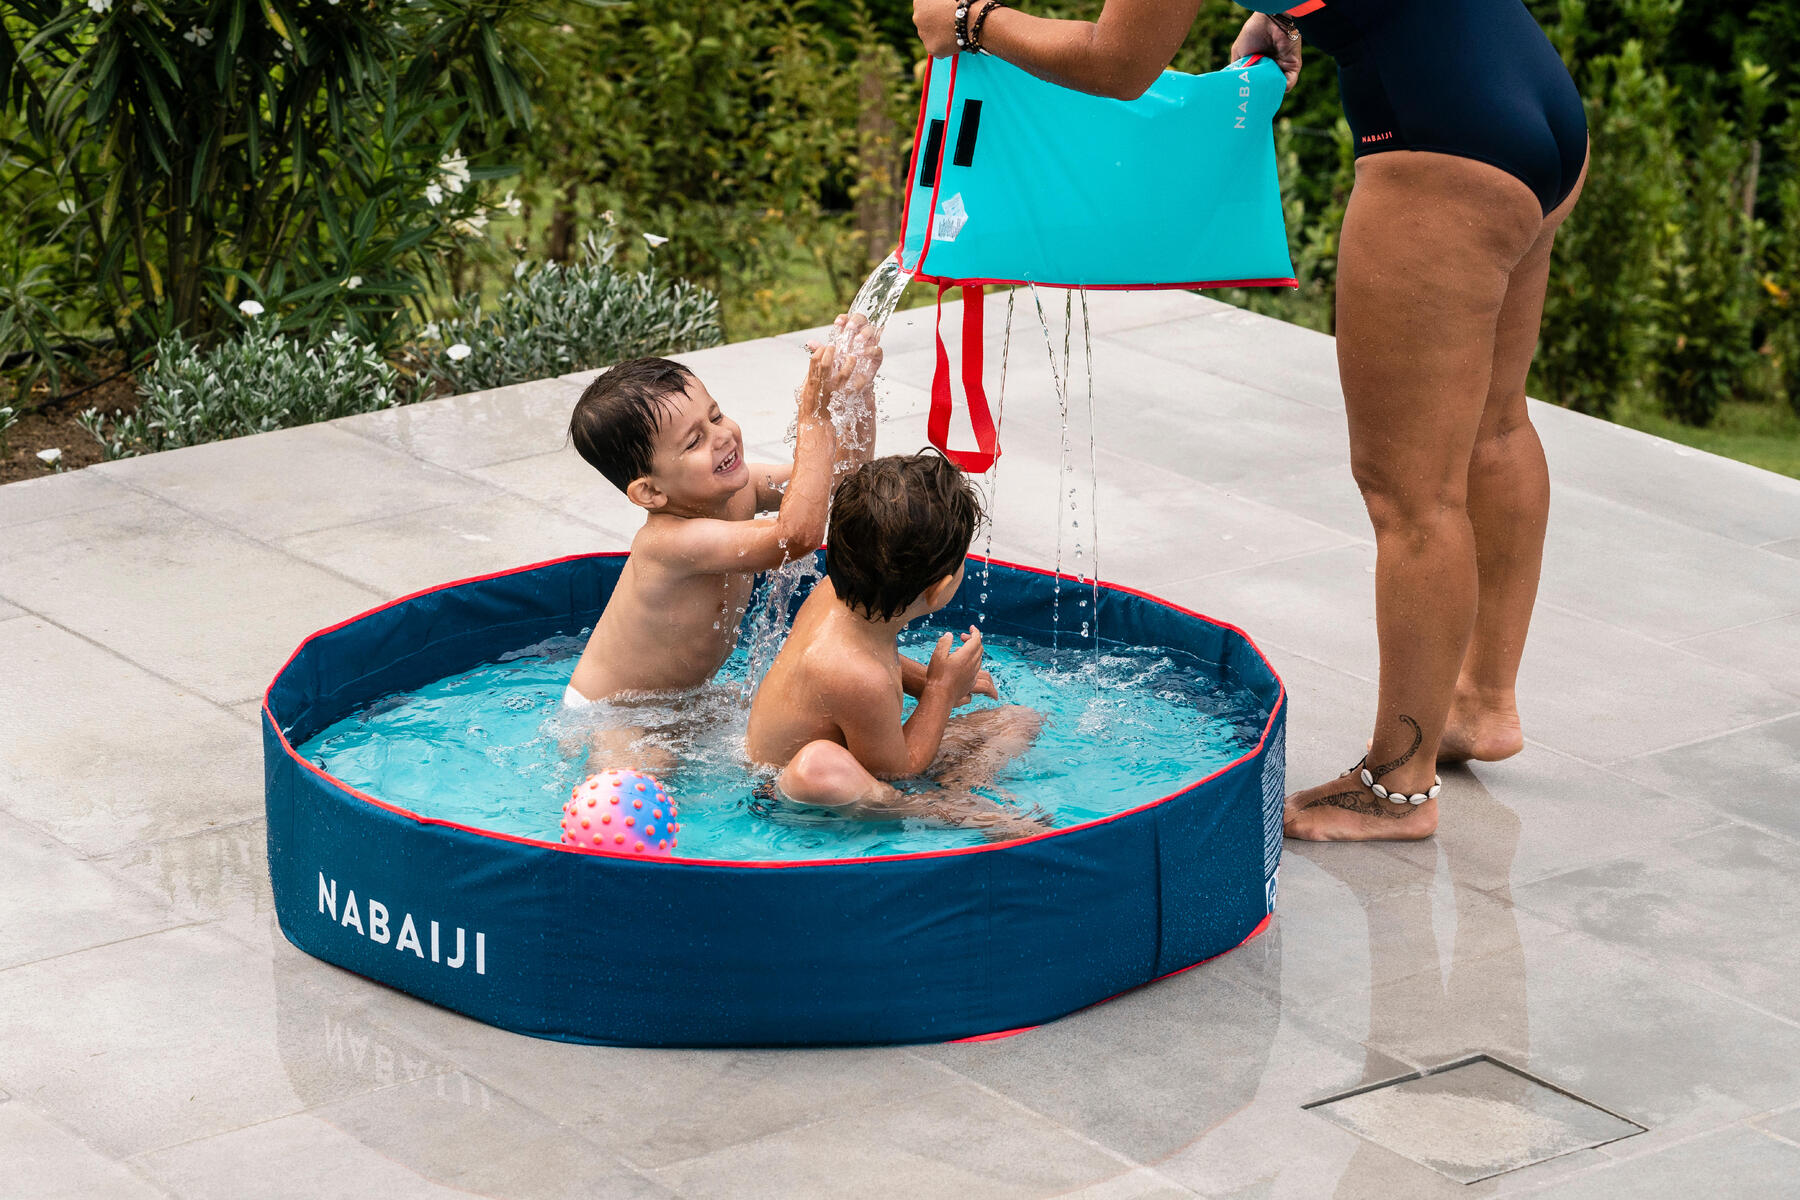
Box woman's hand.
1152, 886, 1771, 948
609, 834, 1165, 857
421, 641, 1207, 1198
1230, 13, 1303, 92
914, 0, 962, 59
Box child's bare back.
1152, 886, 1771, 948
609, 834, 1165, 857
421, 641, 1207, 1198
745, 455, 1048, 842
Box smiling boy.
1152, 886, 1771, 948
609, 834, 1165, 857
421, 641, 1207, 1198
563, 315, 880, 716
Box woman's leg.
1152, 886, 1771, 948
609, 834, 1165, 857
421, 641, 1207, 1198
1443, 150, 1589, 762
1284, 150, 1546, 842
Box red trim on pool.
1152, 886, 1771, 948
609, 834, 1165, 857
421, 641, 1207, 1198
266, 551, 1286, 870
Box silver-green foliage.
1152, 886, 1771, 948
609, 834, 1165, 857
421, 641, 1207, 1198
414, 235, 723, 395
79, 321, 401, 459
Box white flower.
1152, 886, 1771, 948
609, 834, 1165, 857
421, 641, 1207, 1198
501, 189, 522, 218
87, 0, 112, 14
183, 25, 213, 45
438, 150, 470, 195
56, 197, 75, 214
446, 343, 472, 362
419, 321, 440, 341
600, 210, 616, 225
343, 275, 362, 289
642, 232, 669, 248
37, 448, 62, 465
424, 182, 444, 206
238, 299, 265, 316
452, 212, 489, 236
513, 260, 529, 280
130, 1, 146, 11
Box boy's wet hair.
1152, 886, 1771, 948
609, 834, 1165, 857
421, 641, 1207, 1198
568, 358, 695, 493
828, 451, 985, 623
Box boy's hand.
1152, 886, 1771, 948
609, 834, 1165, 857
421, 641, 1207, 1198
927, 626, 985, 700
799, 341, 838, 420
802, 314, 883, 412
965, 668, 999, 704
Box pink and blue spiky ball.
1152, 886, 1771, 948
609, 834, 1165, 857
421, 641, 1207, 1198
561, 770, 679, 855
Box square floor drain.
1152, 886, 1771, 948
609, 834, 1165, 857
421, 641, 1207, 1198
1304, 1055, 1645, 1184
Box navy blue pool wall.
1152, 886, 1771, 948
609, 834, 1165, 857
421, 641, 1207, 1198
262, 553, 1286, 1047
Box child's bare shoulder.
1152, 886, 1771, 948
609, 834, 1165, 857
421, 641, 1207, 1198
807, 638, 898, 708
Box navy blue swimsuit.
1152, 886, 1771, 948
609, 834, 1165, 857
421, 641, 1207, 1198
1288, 0, 1588, 214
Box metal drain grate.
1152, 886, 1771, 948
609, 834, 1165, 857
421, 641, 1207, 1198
1304, 1055, 1646, 1184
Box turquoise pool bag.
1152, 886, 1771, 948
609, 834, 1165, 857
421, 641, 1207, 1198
898, 53, 1296, 470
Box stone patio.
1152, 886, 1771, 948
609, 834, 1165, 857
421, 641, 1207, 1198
3, 290, 1799, 1198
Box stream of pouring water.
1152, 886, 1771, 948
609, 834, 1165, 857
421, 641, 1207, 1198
743, 258, 918, 698
746, 262, 1105, 697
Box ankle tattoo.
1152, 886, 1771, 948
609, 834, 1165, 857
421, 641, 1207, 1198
1299, 714, 1440, 818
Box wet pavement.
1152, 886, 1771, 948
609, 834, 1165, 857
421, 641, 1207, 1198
3, 290, 1799, 1197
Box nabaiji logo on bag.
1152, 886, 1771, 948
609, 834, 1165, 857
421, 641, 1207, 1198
1236, 67, 1252, 129
318, 873, 487, 974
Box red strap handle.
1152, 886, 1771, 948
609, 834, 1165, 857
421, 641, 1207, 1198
927, 283, 1000, 472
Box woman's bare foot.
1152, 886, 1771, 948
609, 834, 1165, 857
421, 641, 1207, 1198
1282, 768, 1439, 842
1438, 687, 1525, 764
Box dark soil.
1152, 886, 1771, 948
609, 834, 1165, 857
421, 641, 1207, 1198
0, 364, 139, 484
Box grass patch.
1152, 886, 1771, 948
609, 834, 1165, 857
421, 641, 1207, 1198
1613, 398, 1800, 481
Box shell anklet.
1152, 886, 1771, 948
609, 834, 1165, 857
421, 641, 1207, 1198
1351, 757, 1441, 807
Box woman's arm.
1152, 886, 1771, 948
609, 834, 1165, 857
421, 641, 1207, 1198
914, 0, 1205, 101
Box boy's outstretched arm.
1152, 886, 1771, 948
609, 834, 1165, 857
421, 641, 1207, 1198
648, 338, 863, 575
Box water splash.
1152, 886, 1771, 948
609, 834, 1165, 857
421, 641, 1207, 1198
977, 289, 1017, 627
844, 256, 914, 336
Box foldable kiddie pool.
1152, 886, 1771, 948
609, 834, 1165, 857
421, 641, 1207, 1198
263, 552, 1285, 1046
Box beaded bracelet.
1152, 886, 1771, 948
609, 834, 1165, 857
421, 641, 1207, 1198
954, 2, 974, 52
968, 0, 1011, 54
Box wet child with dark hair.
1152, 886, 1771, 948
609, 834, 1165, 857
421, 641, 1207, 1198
562, 315, 881, 758
745, 452, 1049, 841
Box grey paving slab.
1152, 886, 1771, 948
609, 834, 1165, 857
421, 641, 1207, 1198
1537, 486, 1800, 642
0, 494, 383, 704
1050, 1168, 1201, 1199
918, 956, 1400, 1168
1508, 605, 1799, 766
0, 926, 400, 1159
1373, 747, 1729, 895
1754, 1105, 1800, 1144
0, 617, 262, 855
98, 818, 274, 955
1611, 715, 1800, 840
375, 993, 949, 1171
0, 1103, 170, 1200
1108, 306, 1345, 412
0, 467, 137, 530
1766, 536, 1800, 560
1228, 460, 1371, 544
278, 492, 628, 600
1534, 404, 1800, 547
337, 376, 584, 472
1161, 543, 1380, 679
648, 1076, 1128, 1200
1676, 612, 1800, 699
0, 812, 184, 970
132, 1073, 671, 1200
0, 596, 20, 621
1302, 926, 1800, 1138
93, 422, 498, 542
468, 445, 647, 537
1213, 849, 1566, 1013
954, 419, 1352, 592
1530, 1124, 1800, 1199
1510, 824, 1800, 1023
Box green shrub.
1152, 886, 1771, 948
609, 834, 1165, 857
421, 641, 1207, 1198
0, 0, 545, 364
78, 316, 403, 458
411, 233, 723, 394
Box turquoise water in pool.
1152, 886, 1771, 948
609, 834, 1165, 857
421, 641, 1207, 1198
297, 626, 1269, 861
